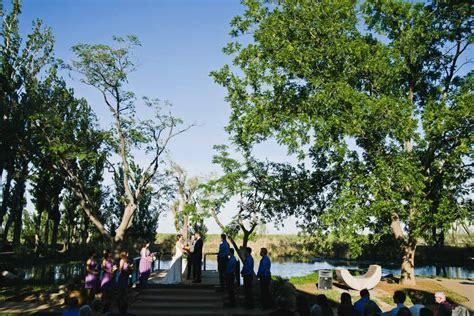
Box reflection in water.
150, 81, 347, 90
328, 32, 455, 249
18, 257, 474, 283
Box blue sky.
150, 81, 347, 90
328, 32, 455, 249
15, 0, 300, 234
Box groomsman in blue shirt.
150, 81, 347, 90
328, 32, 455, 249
257, 247, 271, 310
217, 234, 230, 289
224, 248, 237, 307
241, 247, 255, 309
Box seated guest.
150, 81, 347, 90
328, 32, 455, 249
296, 294, 311, 316
434, 292, 452, 316
79, 305, 92, 316
389, 291, 407, 316
409, 294, 425, 316
269, 295, 296, 316
354, 289, 381, 316
312, 294, 333, 316
62, 297, 80, 316
338, 292, 356, 316
420, 308, 434, 316
90, 299, 103, 316
397, 307, 412, 316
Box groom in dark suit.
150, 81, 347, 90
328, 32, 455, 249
192, 232, 203, 283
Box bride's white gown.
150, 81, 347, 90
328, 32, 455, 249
157, 242, 185, 284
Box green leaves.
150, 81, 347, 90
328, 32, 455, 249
213, 0, 473, 267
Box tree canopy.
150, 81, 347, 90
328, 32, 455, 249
211, 0, 473, 284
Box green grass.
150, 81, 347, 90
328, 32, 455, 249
0, 282, 58, 302
289, 272, 319, 285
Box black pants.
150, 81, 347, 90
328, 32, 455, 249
243, 274, 254, 308
259, 276, 271, 309
193, 255, 202, 281
225, 273, 235, 306
217, 256, 229, 289
187, 253, 193, 279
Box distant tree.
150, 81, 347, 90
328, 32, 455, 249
211, 0, 473, 284
170, 164, 209, 241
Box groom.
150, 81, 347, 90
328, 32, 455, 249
192, 232, 203, 283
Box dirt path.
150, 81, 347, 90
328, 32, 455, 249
433, 278, 474, 311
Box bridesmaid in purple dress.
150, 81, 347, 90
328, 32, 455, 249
118, 250, 131, 292
100, 249, 115, 290
84, 250, 98, 301
139, 242, 154, 288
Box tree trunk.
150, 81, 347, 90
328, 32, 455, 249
183, 215, 189, 241
34, 210, 43, 251
400, 242, 416, 285
391, 212, 417, 285
12, 163, 27, 246
114, 203, 137, 242
3, 213, 13, 242
44, 218, 50, 247
51, 213, 60, 249
0, 171, 12, 227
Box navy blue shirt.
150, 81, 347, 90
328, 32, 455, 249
218, 240, 230, 258
257, 255, 271, 277
241, 255, 254, 276
225, 255, 237, 274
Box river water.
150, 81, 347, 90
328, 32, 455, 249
16, 257, 474, 284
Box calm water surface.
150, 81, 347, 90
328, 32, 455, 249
16, 257, 474, 283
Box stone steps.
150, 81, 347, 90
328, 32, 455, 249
129, 270, 269, 315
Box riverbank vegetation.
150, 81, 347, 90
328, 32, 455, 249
157, 233, 474, 266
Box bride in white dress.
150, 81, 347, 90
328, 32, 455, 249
157, 234, 187, 284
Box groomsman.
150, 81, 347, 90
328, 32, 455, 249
224, 248, 237, 307
192, 232, 203, 283
186, 235, 195, 280
217, 234, 230, 289
257, 247, 271, 310
241, 247, 254, 309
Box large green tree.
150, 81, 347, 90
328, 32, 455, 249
0, 0, 54, 245
65, 36, 192, 243
212, 0, 473, 284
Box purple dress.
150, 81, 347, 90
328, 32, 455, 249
85, 259, 97, 289
139, 248, 152, 287
139, 248, 152, 276
101, 259, 114, 290
118, 260, 130, 289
